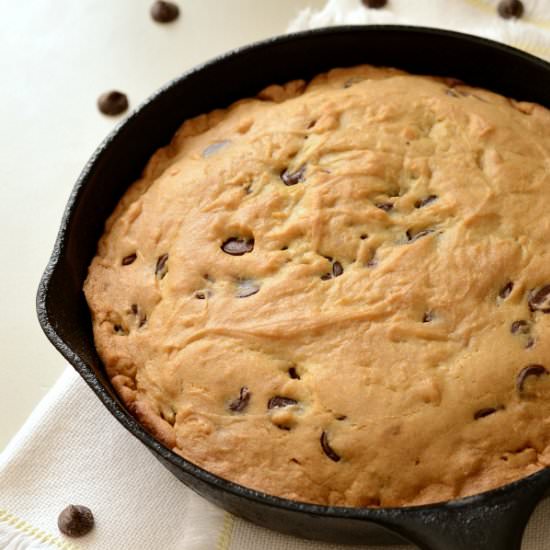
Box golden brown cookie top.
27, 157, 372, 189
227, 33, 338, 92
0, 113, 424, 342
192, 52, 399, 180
84, 65, 550, 507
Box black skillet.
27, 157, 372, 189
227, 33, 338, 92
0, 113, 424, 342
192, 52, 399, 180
37, 26, 550, 550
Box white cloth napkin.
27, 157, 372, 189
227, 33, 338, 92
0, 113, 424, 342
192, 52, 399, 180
4, 2, 550, 548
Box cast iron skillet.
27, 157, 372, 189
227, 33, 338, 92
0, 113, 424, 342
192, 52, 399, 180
37, 26, 550, 550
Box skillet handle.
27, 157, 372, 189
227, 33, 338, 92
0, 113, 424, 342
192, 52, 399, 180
392, 479, 546, 550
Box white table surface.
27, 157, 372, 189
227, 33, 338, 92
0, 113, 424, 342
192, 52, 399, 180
0, 0, 325, 451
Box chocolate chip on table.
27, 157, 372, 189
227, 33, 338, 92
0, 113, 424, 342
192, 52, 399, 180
268, 396, 298, 409
517, 364, 549, 396
221, 237, 254, 256
362, 0, 387, 7
97, 91, 128, 116
229, 386, 251, 412
236, 279, 260, 298
497, 0, 524, 19
150, 0, 180, 23
122, 253, 137, 266
202, 140, 230, 158
280, 165, 306, 186
528, 285, 550, 313
288, 367, 300, 380
499, 281, 514, 300
320, 431, 341, 462
474, 407, 500, 420
415, 195, 438, 208
58, 505, 94, 538
332, 261, 344, 277
155, 253, 169, 279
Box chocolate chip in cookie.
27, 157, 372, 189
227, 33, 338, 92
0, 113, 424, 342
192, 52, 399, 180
268, 396, 298, 409
320, 431, 341, 462
361, 0, 387, 8
281, 165, 306, 186
517, 364, 548, 396
221, 237, 254, 256
528, 285, 550, 313
229, 386, 251, 412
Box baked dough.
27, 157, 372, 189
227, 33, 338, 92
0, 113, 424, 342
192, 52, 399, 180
84, 65, 550, 507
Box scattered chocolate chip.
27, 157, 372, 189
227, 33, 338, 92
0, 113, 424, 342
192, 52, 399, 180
499, 281, 514, 300
58, 505, 94, 538
281, 165, 306, 186
288, 367, 300, 380
221, 237, 254, 256
122, 253, 137, 266
497, 0, 524, 19
511, 320, 530, 334
332, 261, 344, 277
155, 253, 169, 279
376, 202, 393, 212
268, 396, 298, 409
474, 407, 500, 420
406, 228, 433, 242
202, 140, 230, 158
422, 312, 434, 323
362, 0, 387, 7
150, 0, 180, 23
229, 386, 251, 412
320, 431, 341, 462
517, 364, 549, 396
97, 91, 128, 116
528, 285, 550, 313
415, 195, 438, 208
236, 279, 260, 298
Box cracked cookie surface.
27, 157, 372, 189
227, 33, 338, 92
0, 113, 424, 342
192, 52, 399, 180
84, 65, 550, 507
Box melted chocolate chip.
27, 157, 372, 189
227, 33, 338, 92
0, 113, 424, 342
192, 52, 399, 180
122, 253, 137, 266
268, 396, 298, 409
497, 0, 524, 19
281, 165, 306, 186
332, 261, 344, 277
288, 367, 300, 380
528, 285, 550, 313
376, 202, 393, 212
150, 0, 180, 23
58, 505, 94, 537
155, 253, 169, 279
362, 0, 387, 7
236, 280, 260, 298
221, 237, 254, 256
499, 281, 514, 300
97, 91, 128, 116
511, 320, 530, 334
517, 364, 549, 395
320, 431, 341, 462
474, 407, 500, 420
202, 140, 230, 158
229, 386, 251, 412
415, 195, 438, 208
